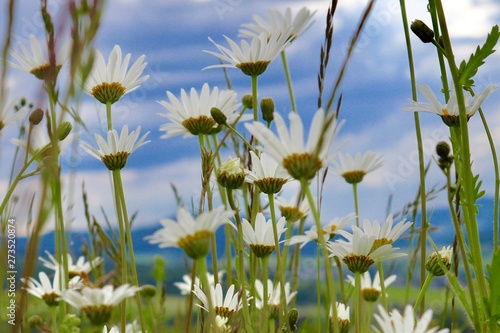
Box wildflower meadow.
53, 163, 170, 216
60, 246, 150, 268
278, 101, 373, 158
1, 0, 500, 332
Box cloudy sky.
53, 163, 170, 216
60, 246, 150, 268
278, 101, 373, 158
1, 0, 500, 235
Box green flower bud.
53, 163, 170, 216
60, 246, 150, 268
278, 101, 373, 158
29, 108, 44, 126
436, 141, 451, 158
242, 94, 253, 109
216, 157, 245, 189
426, 246, 452, 276
411, 20, 435, 43
28, 315, 44, 328
140, 284, 157, 298
57, 121, 72, 141
210, 107, 227, 125
260, 97, 275, 122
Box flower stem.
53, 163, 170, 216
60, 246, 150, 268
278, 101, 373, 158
280, 50, 297, 113
261, 255, 270, 333
106, 101, 113, 131
352, 183, 360, 227
377, 262, 388, 310
354, 271, 362, 333
251, 75, 259, 122
413, 273, 434, 313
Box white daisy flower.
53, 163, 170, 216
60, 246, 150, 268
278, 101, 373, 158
9, 35, 70, 80
79, 125, 150, 171
346, 270, 397, 302
158, 83, 240, 138
333, 151, 384, 184
329, 302, 351, 333
254, 279, 297, 317
245, 151, 292, 194
239, 212, 287, 258
204, 30, 292, 76
174, 271, 225, 296
359, 214, 413, 248
103, 320, 141, 333
275, 194, 311, 223
239, 7, 316, 43
62, 284, 140, 326
287, 213, 355, 248
192, 283, 243, 318
39, 251, 103, 278
83, 45, 149, 104
327, 227, 406, 273
0, 90, 28, 133
146, 206, 234, 259
403, 84, 497, 127
245, 108, 341, 180
23, 268, 82, 307
373, 304, 450, 333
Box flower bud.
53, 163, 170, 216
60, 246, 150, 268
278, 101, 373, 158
261, 97, 274, 122
210, 107, 227, 125
216, 157, 245, 189
29, 108, 44, 126
242, 94, 253, 109
57, 121, 72, 141
411, 20, 435, 43
436, 141, 450, 158
28, 315, 44, 328
426, 246, 452, 276
140, 285, 157, 298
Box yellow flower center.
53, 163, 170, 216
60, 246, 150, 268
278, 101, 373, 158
91, 82, 126, 104
236, 60, 271, 76
282, 153, 323, 180
341, 170, 366, 184
82, 305, 114, 326
278, 206, 304, 223
177, 230, 212, 259
30, 64, 62, 80
250, 244, 275, 258
370, 238, 392, 253
101, 151, 130, 171
182, 115, 218, 136
342, 254, 374, 273
42, 292, 61, 307
215, 306, 236, 318
254, 177, 288, 194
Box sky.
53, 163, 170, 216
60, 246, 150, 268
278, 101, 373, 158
1, 0, 500, 236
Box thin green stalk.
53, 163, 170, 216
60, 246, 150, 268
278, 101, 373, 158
316, 245, 322, 332
354, 272, 362, 333
106, 101, 113, 131
197, 257, 217, 331
377, 262, 388, 310
302, 180, 339, 333
352, 183, 360, 227
113, 169, 146, 332
280, 51, 297, 113
413, 273, 434, 313
290, 217, 306, 308
251, 75, 259, 122
433, 0, 489, 317
398, 0, 428, 313
261, 255, 270, 333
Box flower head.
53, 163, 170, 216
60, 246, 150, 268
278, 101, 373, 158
9, 35, 70, 80
84, 45, 149, 104
80, 125, 150, 170
62, 284, 140, 326
333, 151, 384, 184
246, 108, 341, 180
239, 213, 287, 257
329, 302, 351, 333
359, 214, 413, 251
204, 31, 291, 76
287, 213, 355, 248
346, 270, 397, 302
146, 206, 233, 259
239, 7, 316, 43
426, 246, 453, 276
174, 271, 225, 296
327, 227, 406, 273
275, 194, 310, 223
403, 84, 497, 127
159, 83, 240, 138
0, 90, 28, 133
254, 279, 297, 319
373, 304, 450, 333
39, 251, 103, 279
217, 156, 246, 189
245, 151, 291, 194
23, 269, 82, 307
192, 283, 244, 318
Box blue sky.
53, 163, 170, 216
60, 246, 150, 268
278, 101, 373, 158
2, 0, 500, 235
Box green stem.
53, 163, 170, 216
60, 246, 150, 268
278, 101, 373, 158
280, 50, 297, 113
302, 180, 338, 333
251, 75, 259, 122
413, 273, 434, 313
398, 0, 428, 313
352, 183, 360, 227
377, 262, 388, 311
316, 245, 322, 332
113, 169, 146, 332
106, 101, 113, 131
261, 255, 270, 333
354, 272, 362, 333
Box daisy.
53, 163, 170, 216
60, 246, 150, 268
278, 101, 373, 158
245, 108, 341, 180
327, 227, 406, 273
0, 90, 28, 133
373, 304, 450, 333
158, 83, 240, 138
333, 151, 384, 184
9, 35, 70, 80
403, 84, 497, 127
103, 320, 141, 333
329, 302, 351, 333
192, 283, 243, 318
358, 214, 413, 250
275, 194, 310, 223
174, 271, 225, 296
245, 151, 291, 194
39, 251, 103, 278
23, 269, 82, 307
346, 270, 397, 302
239, 212, 287, 258
239, 7, 316, 43
287, 213, 355, 248
62, 284, 140, 326
426, 246, 453, 276
216, 156, 246, 189
79, 125, 150, 171
254, 279, 297, 318
83, 45, 149, 104
146, 206, 234, 259
204, 30, 292, 76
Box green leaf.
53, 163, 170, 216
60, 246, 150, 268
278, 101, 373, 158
487, 248, 500, 320
458, 25, 500, 87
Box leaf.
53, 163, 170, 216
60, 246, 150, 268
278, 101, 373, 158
487, 248, 500, 320
458, 25, 500, 87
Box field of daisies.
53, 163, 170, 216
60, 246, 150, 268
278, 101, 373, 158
1, 0, 500, 332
